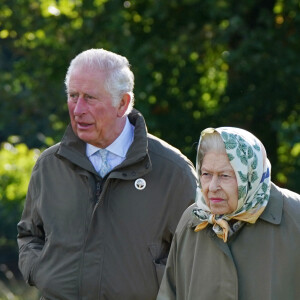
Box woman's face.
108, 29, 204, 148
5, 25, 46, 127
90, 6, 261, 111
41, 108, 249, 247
200, 151, 239, 215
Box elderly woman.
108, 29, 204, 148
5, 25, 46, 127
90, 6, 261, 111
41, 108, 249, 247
157, 127, 300, 300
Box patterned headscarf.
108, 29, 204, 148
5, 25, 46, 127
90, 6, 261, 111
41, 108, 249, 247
193, 127, 271, 242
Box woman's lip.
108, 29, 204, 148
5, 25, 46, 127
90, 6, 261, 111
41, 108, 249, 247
210, 198, 224, 203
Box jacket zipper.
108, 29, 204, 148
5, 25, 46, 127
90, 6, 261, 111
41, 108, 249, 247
78, 175, 107, 299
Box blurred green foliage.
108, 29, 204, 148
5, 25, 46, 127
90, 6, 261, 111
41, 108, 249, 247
0, 0, 299, 293
0, 139, 39, 241
0, 140, 39, 295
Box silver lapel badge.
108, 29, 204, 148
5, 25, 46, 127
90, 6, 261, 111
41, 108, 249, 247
134, 178, 146, 190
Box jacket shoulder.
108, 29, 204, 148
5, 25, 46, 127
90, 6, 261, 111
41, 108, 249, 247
147, 133, 195, 169
35, 143, 61, 164
271, 183, 300, 205
175, 203, 198, 237
271, 183, 300, 223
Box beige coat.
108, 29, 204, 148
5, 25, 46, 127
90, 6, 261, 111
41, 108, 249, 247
157, 183, 300, 300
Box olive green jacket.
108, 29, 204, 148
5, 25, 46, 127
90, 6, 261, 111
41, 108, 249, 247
157, 183, 300, 300
17, 109, 197, 300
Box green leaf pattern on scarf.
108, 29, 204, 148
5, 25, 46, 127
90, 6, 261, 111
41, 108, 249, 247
238, 171, 248, 183
247, 146, 254, 159
227, 153, 234, 161
238, 185, 247, 199
251, 153, 258, 170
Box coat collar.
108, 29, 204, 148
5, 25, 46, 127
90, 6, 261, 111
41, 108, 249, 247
259, 182, 283, 225
56, 109, 152, 179
57, 124, 95, 174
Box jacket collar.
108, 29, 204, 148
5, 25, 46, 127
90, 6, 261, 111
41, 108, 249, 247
56, 109, 152, 179
57, 124, 95, 174
108, 109, 152, 179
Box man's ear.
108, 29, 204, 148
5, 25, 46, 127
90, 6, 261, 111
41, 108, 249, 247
117, 93, 131, 117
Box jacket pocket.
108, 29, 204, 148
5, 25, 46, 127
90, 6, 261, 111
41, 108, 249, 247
29, 237, 49, 287
148, 243, 169, 285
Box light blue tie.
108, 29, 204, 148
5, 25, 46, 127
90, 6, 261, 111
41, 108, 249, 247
97, 148, 111, 177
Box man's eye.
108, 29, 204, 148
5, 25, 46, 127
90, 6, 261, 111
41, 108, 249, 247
86, 95, 95, 100
69, 94, 78, 101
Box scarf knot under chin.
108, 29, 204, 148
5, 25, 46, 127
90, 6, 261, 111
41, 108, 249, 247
194, 213, 230, 242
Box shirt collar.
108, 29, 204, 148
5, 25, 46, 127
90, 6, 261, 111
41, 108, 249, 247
107, 117, 134, 158
86, 143, 100, 158
86, 117, 134, 158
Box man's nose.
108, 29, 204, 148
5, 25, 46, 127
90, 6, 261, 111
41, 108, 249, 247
74, 96, 87, 115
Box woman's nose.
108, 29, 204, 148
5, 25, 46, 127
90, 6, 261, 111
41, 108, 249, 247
209, 175, 220, 192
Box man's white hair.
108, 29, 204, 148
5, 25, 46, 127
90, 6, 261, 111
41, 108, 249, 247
65, 48, 135, 114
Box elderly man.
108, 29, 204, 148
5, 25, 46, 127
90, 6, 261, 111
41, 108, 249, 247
17, 49, 197, 300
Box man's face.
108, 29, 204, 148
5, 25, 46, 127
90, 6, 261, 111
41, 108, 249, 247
67, 66, 127, 148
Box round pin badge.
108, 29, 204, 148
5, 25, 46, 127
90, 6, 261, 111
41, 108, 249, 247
134, 178, 146, 190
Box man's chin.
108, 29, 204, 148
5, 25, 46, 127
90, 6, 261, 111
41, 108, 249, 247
76, 132, 93, 144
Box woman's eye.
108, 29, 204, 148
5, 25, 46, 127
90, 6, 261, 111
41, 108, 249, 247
220, 174, 231, 179
201, 172, 212, 178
